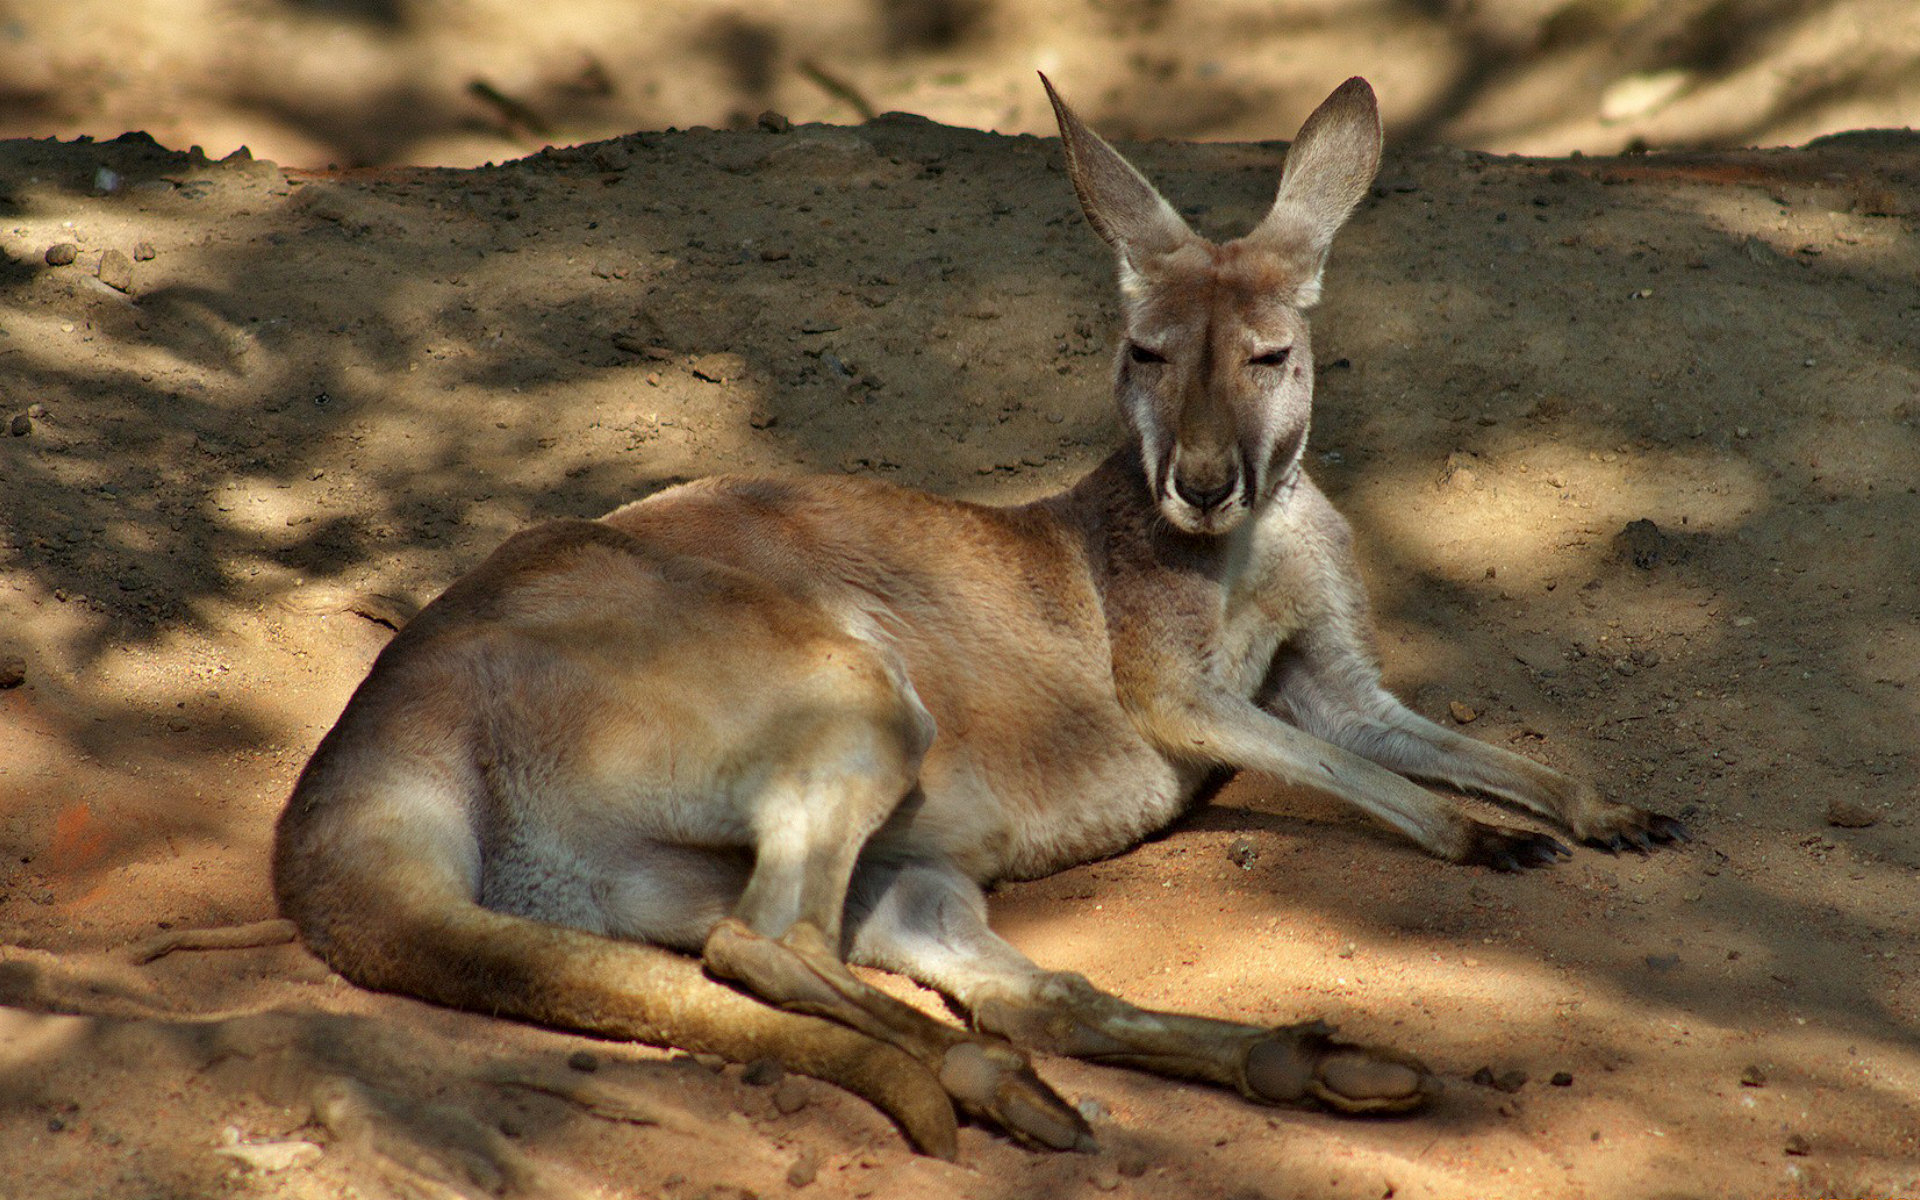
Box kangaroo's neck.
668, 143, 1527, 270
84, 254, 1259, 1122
1042, 442, 1262, 594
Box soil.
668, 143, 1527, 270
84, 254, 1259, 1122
2, 24, 1920, 1200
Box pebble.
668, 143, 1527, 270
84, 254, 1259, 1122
8, 414, 28, 437
1783, 1132, 1811, 1156
1471, 1066, 1528, 1093
590, 145, 631, 173
690, 352, 747, 384
26, 403, 44, 418
0, 655, 24, 689
1614, 517, 1686, 569
1549, 1071, 1574, 1087
44, 243, 77, 266
1226, 836, 1258, 869
566, 1049, 600, 1073
771, 1079, 809, 1114
97, 249, 134, 292
131, 241, 157, 262
785, 1150, 819, 1188
1824, 798, 1879, 828
757, 110, 792, 133
1739, 1064, 1768, 1087
1449, 701, 1480, 724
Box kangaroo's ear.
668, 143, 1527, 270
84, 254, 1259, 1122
1248, 77, 1383, 306
1041, 73, 1193, 270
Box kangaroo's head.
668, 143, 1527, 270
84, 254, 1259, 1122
1043, 75, 1382, 536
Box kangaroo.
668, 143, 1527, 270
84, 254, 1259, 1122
273, 75, 1684, 1159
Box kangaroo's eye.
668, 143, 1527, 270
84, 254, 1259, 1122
1249, 347, 1292, 368
1127, 343, 1167, 365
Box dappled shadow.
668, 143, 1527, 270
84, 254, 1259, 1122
5, 0, 1917, 169
0, 109, 1916, 1195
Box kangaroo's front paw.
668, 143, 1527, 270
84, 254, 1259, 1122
1575, 803, 1690, 854
938, 1041, 1094, 1152
1459, 822, 1572, 872
1240, 1020, 1437, 1115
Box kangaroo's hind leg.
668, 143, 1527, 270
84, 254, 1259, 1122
845, 859, 1438, 1115
694, 636, 1092, 1154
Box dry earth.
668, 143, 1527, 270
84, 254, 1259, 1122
5, 0, 1920, 167
1, 75, 1919, 1200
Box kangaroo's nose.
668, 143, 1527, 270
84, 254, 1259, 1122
1172, 474, 1235, 512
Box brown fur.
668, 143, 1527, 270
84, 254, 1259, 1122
273, 75, 1683, 1159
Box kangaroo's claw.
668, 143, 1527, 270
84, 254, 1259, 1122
1583, 808, 1688, 855
1463, 825, 1573, 872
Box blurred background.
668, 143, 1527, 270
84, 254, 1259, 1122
2, 0, 1917, 167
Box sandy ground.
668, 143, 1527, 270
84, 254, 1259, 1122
4, 0, 1920, 168
1, 6, 1919, 1200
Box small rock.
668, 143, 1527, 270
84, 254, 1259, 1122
741, 1057, 784, 1087
692, 1052, 727, 1072
1471, 1066, 1528, 1093
26, 403, 45, 418
1226, 837, 1258, 869
44, 243, 78, 266
1448, 701, 1480, 724
1549, 1071, 1574, 1087
1825, 798, 1879, 829
1089, 1164, 1122, 1191
1739, 1064, 1767, 1087
691, 352, 747, 384
566, 1049, 601, 1073
132, 241, 157, 262
771, 1079, 809, 1115
612, 333, 671, 357
1614, 518, 1684, 569
1113, 1146, 1151, 1177
1783, 1132, 1811, 1156
785, 1149, 819, 1188
1438, 451, 1480, 491
590, 145, 631, 172
0, 655, 26, 689
8, 414, 28, 437
757, 110, 792, 133
97, 249, 134, 292
213, 1136, 324, 1174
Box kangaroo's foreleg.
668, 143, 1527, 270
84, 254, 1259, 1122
1267, 627, 1688, 853
845, 861, 1437, 1115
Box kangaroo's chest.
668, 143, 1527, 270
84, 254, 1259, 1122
1210, 506, 1326, 700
